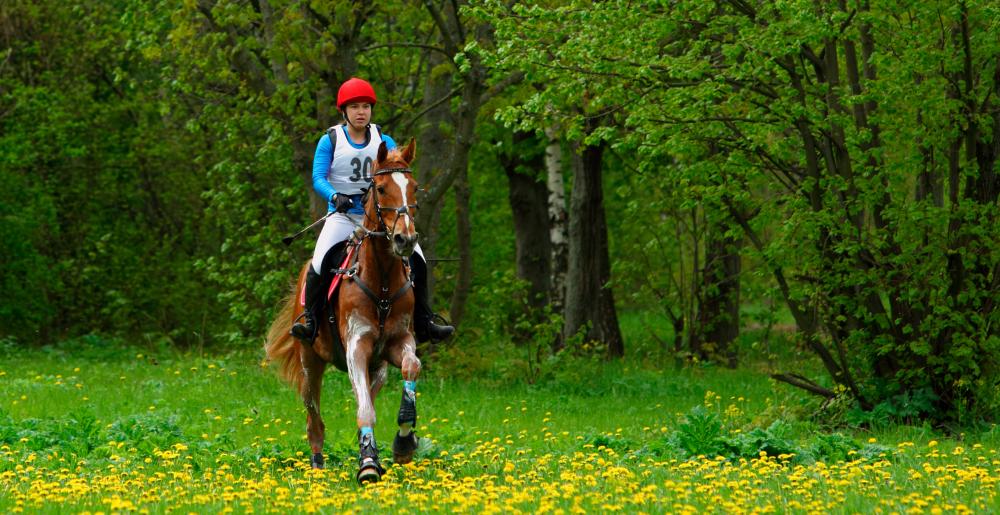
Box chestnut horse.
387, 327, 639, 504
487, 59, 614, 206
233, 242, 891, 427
266, 140, 422, 483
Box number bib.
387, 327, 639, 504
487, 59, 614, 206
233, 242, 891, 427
327, 124, 383, 195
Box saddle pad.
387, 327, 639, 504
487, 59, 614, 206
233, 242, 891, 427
326, 245, 356, 301
298, 245, 357, 306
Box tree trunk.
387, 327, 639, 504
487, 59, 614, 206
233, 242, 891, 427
545, 126, 568, 315
504, 131, 551, 309
449, 167, 473, 326
255, 0, 365, 219
414, 50, 454, 295
417, 2, 493, 313
563, 138, 624, 357
699, 220, 741, 368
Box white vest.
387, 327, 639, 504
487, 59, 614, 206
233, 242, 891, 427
327, 124, 383, 195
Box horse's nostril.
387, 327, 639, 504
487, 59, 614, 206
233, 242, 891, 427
393, 234, 406, 247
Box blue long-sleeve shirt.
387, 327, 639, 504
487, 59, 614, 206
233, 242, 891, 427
312, 125, 396, 214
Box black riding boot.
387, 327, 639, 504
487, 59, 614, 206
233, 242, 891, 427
410, 253, 454, 342
291, 267, 324, 342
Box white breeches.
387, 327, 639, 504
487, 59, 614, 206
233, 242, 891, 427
311, 212, 424, 273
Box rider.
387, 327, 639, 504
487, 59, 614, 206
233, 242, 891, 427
291, 77, 454, 344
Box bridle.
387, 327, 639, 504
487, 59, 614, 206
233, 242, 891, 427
367, 167, 419, 241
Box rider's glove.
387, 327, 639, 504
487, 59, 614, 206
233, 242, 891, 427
333, 193, 354, 213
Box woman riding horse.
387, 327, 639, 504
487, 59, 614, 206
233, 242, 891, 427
267, 139, 432, 483
291, 77, 453, 345
268, 78, 452, 482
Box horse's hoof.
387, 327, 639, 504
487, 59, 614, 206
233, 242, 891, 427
392, 431, 418, 464
311, 452, 324, 469
357, 465, 382, 484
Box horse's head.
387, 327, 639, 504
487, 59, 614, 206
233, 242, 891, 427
369, 139, 419, 257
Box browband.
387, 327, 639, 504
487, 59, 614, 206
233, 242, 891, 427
374, 167, 412, 176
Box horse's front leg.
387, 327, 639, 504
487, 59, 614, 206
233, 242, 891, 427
299, 343, 328, 469
370, 360, 389, 399
387, 334, 421, 464
345, 319, 384, 483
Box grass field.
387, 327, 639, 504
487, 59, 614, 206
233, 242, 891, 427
1, 336, 999, 513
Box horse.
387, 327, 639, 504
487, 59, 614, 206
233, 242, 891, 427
266, 139, 423, 483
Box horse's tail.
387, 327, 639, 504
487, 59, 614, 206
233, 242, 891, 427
264, 261, 310, 393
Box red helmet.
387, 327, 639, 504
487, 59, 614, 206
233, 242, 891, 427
337, 78, 377, 109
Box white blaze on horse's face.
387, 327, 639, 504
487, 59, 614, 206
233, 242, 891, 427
381, 172, 418, 257
392, 172, 411, 230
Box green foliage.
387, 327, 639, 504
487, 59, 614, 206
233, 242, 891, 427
477, 0, 1000, 423
582, 433, 635, 453
105, 414, 186, 456
4, 0, 1000, 431
846, 387, 941, 427
662, 405, 891, 464
806, 432, 891, 463
0, 409, 102, 456
725, 421, 799, 460
1, 0, 225, 343
671, 406, 730, 457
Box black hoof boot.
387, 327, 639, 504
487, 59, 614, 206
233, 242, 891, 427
310, 452, 324, 469
393, 431, 419, 464
356, 431, 385, 484
397, 389, 417, 428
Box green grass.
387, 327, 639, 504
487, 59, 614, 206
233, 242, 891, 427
1, 337, 998, 513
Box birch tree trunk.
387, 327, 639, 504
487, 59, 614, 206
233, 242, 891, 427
545, 126, 568, 317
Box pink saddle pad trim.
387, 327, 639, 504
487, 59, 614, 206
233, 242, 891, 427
298, 245, 356, 307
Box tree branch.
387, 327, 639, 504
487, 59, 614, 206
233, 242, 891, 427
400, 85, 462, 132
771, 373, 836, 398
480, 71, 525, 105
362, 42, 453, 61
423, 0, 459, 55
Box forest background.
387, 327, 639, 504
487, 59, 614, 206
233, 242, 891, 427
1, 0, 998, 426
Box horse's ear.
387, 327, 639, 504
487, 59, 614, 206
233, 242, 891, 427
401, 138, 416, 164
377, 141, 388, 164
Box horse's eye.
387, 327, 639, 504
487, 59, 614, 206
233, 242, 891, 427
377, 186, 385, 194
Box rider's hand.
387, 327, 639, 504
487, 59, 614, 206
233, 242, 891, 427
333, 193, 354, 213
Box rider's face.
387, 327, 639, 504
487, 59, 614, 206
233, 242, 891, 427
344, 102, 372, 130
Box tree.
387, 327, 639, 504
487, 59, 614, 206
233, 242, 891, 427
544, 126, 569, 317
563, 120, 624, 355
499, 131, 551, 310
474, 2, 627, 356
163, 0, 379, 337
695, 217, 741, 368
0, 0, 223, 343
479, 0, 1000, 421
